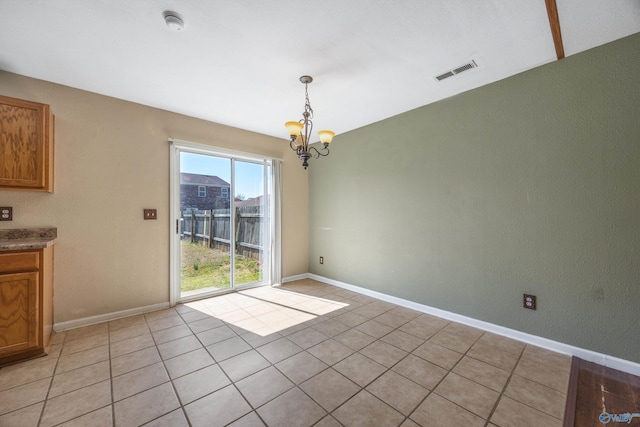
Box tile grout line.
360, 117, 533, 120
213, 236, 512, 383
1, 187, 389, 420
23, 288, 340, 424
145, 308, 194, 427
0, 356, 56, 412
308, 284, 443, 421
228, 288, 391, 424
179, 307, 267, 426
38, 318, 194, 426
88, 312, 190, 426
37, 332, 66, 427
325, 312, 444, 424
108, 320, 116, 427
38, 331, 113, 427
492, 344, 569, 422
285, 283, 560, 425
483, 340, 527, 425
8, 282, 575, 427
265, 293, 370, 424
402, 327, 482, 425
235, 330, 319, 425
172, 308, 201, 427
181, 305, 262, 426
507, 355, 572, 393
232, 313, 350, 425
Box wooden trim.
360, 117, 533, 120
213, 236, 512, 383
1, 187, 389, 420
563, 356, 581, 426
42, 246, 54, 351
545, 0, 565, 59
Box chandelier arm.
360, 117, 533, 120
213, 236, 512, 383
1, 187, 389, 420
309, 145, 330, 159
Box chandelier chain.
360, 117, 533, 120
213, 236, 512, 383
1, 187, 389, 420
304, 82, 314, 120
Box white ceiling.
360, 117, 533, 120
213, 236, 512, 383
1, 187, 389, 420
1, 1, 638, 140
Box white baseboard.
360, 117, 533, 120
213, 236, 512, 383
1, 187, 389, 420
281, 273, 310, 283
55, 277, 297, 332
53, 302, 171, 332
306, 273, 640, 377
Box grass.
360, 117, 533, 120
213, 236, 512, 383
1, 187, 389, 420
180, 240, 262, 292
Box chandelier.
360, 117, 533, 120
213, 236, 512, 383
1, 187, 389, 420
285, 75, 335, 169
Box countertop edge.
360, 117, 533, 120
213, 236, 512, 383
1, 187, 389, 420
0, 238, 57, 251
0, 228, 57, 251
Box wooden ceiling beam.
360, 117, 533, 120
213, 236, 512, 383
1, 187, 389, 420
545, 0, 565, 59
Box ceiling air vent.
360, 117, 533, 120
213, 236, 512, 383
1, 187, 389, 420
435, 60, 478, 81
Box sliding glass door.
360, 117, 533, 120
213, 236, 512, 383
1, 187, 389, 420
233, 160, 270, 287
170, 140, 278, 303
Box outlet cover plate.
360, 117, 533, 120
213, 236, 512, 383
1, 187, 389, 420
523, 294, 537, 310
144, 209, 157, 220
0, 207, 12, 221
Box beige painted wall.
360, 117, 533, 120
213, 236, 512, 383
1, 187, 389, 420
0, 71, 309, 324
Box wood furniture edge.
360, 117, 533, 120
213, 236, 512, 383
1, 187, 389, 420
562, 355, 580, 427
0, 246, 54, 366
0, 95, 55, 192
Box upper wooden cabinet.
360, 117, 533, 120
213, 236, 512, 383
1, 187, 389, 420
0, 95, 54, 192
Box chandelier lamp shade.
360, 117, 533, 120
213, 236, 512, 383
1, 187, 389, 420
285, 75, 335, 169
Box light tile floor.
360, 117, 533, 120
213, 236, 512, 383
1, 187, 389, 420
0, 279, 571, 426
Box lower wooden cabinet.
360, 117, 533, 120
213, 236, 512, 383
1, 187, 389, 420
0, 247, 54, 365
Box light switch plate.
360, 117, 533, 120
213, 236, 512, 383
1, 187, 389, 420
0, 207, 12, 221
143, 209, 157, 220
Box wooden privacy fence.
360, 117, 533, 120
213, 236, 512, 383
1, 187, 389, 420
181, 206, 263, 260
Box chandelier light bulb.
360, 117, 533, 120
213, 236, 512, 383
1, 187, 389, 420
317, 130, 335, 145
285, 121, 303, 138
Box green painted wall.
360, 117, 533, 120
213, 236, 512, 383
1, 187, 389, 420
309, 33, 640, 363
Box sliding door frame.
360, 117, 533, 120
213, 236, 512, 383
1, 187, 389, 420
169, 138, 282, 306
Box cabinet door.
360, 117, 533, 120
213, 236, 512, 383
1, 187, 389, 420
0, 96, 54, 191
0, 272, 39, 356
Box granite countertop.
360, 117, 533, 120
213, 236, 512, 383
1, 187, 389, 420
0, 228, 57, 250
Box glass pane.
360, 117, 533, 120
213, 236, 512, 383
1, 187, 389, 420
234, 160, 266, 286
179, 152, 232, 297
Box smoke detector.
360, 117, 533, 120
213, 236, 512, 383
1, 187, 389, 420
163, 11, 185, 31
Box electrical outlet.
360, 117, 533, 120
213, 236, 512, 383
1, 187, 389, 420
523, 294, 536, 310
319, 256, 324, 264
143, 209, 157, 220
0, 207, 12, 221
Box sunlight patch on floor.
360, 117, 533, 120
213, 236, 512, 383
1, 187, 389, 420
178, 283, 349, 336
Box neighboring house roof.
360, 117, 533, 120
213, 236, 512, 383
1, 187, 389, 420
235, 196, 263, 208
180, 172, 229, 187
